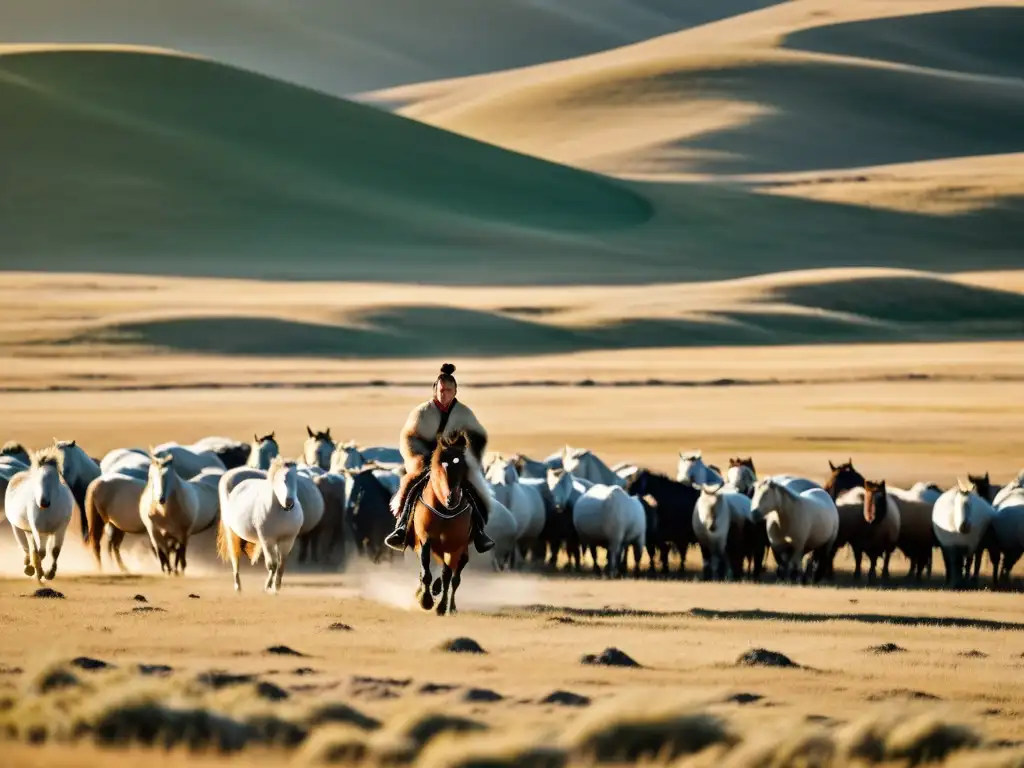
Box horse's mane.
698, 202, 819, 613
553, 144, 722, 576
729, 457, 756, 472
32, 445, 65, 473
306, 426, 332, 442
1, 440, 26, 456
268, 455, 295, 481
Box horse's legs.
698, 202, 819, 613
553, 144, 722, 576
417, 541, 435, 611
11, 526, 33, 577
879, 550, 890, 583
449, 552, 469, 615
436, 556, 455, 616
176, 537, 189, 576
258, 533, 276, 592
275, 539, 294, 592
26, 530, 43, 582
866, 554, 878, 585
45, 523, 68, 581
632, 541, 642, 578
852, 547, 863, 581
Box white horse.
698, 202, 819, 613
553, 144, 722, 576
0, 455, 29, 522
50, 439, 102, 539
84, 468, 149, 572
301, 426, 335, 470
991, 483, 1024, 588
561, 446, 626, 488
676, 451, 723, 486
248, 433, 280, 470
5, 447, 75, 581
993, 472, 1024, 508
907, 481, 944, 505
571, 483, 646, 578
330, 441, 403, 472
152, 443, 226, 478
188, 467, 223, 534
751, 477, 839, 583
217, 457, 304, 593
932, 480, 994, 588
2, 441, 31, 465
725, 459, 757, 497
140, 453, 200, 575
101, 448, 151, 475
692, 483, 754, 580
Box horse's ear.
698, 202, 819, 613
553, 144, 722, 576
848, 457, 853, 467
254, 433, 259, 442
985, 472, 990, 481
270, 431, 275, 440
306, 425, 314, 438
70, 439, 76, 448
325, 428, 332, 439
829, 460, 836, 471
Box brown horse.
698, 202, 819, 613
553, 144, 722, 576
408, 430, 474, 616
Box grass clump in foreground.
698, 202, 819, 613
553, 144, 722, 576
0, 659, 1022, 766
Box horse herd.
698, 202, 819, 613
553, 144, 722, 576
1, 429, 1023, 596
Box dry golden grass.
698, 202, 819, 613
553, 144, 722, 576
1, 572, 1023, 766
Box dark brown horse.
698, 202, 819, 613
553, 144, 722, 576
824, 459, 866, 500
409, 430, 474, 616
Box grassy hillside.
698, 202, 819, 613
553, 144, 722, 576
0, 0, 780, 96
0, 48, 652, 281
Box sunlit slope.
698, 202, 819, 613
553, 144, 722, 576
0, 0, 781, 96
0, 48, 652, 282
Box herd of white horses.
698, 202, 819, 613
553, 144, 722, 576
1, 428, 1023, 595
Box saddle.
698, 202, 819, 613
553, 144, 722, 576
400, 470, 484, 524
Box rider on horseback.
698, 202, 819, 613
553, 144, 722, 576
384, 363, 495, 553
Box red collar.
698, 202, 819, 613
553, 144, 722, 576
433, 397, 456, 414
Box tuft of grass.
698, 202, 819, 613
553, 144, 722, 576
560, 696, 737, 764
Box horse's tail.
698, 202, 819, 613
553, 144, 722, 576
84, 480, 105, 568
243, 540, 260, 565
215, 517, 231, 564
77, 478, 93, 544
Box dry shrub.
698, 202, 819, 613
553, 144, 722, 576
835, 706, 984, 765
293, 724, 370, 765
560, 694, 737, 764
368, 709, 489, 765
302, 702, 381, 732
415, 729, 567, 768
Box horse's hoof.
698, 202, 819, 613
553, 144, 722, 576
435, 601, 447, 616
432, 577, 442, 596
24, 565, 35, 577
419, 590, 434, 611
44, 570, 57, 581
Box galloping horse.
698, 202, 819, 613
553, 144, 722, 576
407, 430, 476, 616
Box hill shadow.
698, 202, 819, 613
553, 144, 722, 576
640, 58, 1024, 175
783, 7, 1024, 81
64, 292, 1024, 359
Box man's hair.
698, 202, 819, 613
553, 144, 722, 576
434, 362, 457, 392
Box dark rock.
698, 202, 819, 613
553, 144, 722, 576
129, 606, 166, 613
541, 690, 591, 707
327, 622, 353, 631
867, 643, 907, 654
580, 647, 641, 668
736, 649, 798, 668
959, 650, 988, 658
419, 682, 460, 695
137, 664, 173, 676
266, 645, 306, 657
37, 668, 80, 693
196, 670, 257, 689
293, 667, 317, 676
70, 656, 113, 671
188, 594, 200, 599
255, 681, 290, 701
462, 688, 504, 703
437, 637, 486, 654
133, 594, 148, 602
32, 587, 64, 599
726, 692, 764, 705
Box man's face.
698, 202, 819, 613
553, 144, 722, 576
436, 381, 456, 407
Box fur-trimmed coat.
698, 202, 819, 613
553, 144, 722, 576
398, 399, 492, 518
399, 399, 488, 469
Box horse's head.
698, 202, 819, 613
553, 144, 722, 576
825, 459, 865, 500
147, 450, 175, 505
561, 446, 588, 475
304, 426, 334, 470
696, 483, 726, 533
433, 430, 470, 508
750, 478, 781, 523
30, 447, 64, 510
269, 457, 299, 511
967, 472, 991, 502
863, 479, 887, 525
726, 460, 756, 495
676, 451, 704, 484
954, 478, 977, 534
252, 432, 280, 470
1, 441, 29, 464
625, 469, 648, 498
